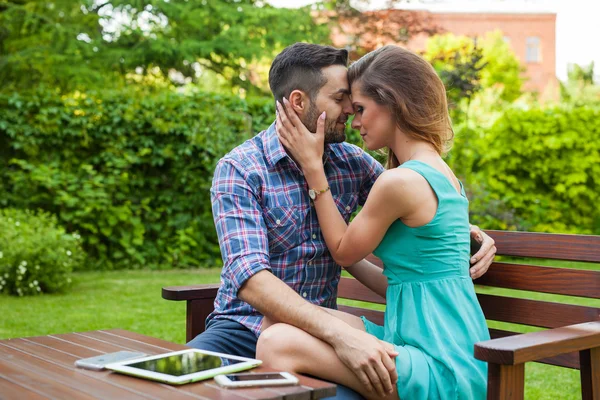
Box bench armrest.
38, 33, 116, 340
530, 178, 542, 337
162, 284, 220, 301
162, 284, 221, 342
475, 321, 600, 365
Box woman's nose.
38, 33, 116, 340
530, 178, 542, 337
351, 116, 361, 130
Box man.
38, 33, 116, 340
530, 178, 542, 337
188, 43, 496, 398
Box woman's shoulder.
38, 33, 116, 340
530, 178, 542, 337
376, 166, 425, 188
371, 168, 428, 206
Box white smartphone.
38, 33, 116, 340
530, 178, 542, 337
75, 351, 147, 371
214, 371, 299, 388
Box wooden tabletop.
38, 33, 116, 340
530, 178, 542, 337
0, 329, 336, 399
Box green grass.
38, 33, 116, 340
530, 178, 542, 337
0, 269, 223, 344
2, 262, 597, 399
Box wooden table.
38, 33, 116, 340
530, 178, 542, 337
0, 329, 336, 399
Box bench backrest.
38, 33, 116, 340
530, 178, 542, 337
337, 230, 600, 370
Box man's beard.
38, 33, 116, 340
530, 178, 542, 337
303, 103, 346, 144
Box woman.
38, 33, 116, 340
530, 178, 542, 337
257, 45, 490, 399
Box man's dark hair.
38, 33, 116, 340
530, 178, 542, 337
269, 43, 348, 102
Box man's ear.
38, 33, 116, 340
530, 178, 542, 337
288, 90, 309, 115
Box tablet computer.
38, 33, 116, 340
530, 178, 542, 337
105, 348, 262, 385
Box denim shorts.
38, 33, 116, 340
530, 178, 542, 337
186, 318, 258, 359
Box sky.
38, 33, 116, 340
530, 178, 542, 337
267, 0, 600, 82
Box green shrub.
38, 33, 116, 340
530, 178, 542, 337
0, 208, 84, 296
0, 87, 273, 270
466, 105, 600, 234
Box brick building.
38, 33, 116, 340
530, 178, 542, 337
332, 3, 557, 97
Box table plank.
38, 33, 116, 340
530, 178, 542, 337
0, 356, 99, 400
0, 376, 50, 400
1, 339, 174, 399
0, 331, 336, 400
100, 329, 191, 351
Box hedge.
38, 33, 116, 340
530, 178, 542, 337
465, 105, 600, 234
0, 88, 274, 269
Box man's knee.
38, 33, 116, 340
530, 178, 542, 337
257, 323, 304, 369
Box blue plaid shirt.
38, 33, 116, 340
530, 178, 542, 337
207, 122, 384, 337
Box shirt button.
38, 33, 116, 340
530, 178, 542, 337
312, 233, 317, 239
302, 292, 308, 298
276, 219, 281, 225
307, 261, 312, 265
345, 206, 351, 211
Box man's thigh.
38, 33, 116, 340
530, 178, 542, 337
186, 318, 257, 359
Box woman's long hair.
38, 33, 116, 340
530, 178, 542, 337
348, 45, 454, 169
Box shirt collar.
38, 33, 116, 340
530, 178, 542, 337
264, 121, 288, 168
263, 120, 335, 168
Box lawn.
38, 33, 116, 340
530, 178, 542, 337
2, 265, 596, 399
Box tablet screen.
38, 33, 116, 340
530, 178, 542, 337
126, 352, 245, 376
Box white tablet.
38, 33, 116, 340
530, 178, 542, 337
105, 348, 262, 385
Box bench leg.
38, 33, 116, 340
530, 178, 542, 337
186, 298, 215, 343
487, 363, 525, 400
580, 347, 600, 400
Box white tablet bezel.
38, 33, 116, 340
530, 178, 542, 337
105, 348, 262, 385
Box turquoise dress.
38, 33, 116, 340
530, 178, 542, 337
361, 160, 489, 399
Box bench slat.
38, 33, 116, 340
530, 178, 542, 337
339, 279, 600, 329
478, 294, 600, 329
338, 278, 386, 304
474, 262, 600, 299
337, 305, 385, 325
488, 230, 600, 263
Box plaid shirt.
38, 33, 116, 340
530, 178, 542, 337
207, 122, 384, 337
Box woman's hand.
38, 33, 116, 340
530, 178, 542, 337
276, 98, 325, 173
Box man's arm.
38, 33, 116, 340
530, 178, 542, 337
469, 225, 497, 279
344, 259, 388, 299
239, 270, 398, 397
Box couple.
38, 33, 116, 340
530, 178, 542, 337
189, 43, 495, 399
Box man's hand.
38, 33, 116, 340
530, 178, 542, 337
469, 225, 496, 279
331, 328, 398, 397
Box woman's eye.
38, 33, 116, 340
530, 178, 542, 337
355, 106, 364, 113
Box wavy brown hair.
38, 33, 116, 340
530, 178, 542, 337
348, 45, 454, 169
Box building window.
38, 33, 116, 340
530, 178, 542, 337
526, 37, 541, 63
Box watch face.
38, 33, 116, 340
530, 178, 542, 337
308, 189, 316, 200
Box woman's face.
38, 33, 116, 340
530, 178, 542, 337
350, 83, 397, 151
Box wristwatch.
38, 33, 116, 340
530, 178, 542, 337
308, 186, 330, 201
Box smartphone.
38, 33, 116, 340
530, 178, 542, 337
75, 351, 147, 371
214, 372, 299, 388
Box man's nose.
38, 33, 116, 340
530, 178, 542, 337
342, 98, 354, 115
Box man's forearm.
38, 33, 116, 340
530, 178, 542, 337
238, 270, 347, 344
345, 259, 388, 299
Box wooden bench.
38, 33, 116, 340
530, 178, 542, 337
163, 230, 600, 399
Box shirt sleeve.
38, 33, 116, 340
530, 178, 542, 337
358, 151, 385, 206
211, 158, 271, 296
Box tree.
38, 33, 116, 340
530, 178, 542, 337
0, 0, 330, 93
560, 62, 600, 105
320, 0, 439, 58
423, 31, 524, 108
